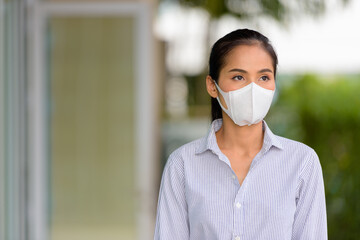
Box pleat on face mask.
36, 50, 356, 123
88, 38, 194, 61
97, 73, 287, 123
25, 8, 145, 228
214, 81, 275, 126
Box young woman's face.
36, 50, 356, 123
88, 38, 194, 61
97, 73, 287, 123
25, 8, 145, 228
217, 44, 275, 92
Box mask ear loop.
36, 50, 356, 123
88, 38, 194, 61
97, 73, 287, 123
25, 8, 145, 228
212, 80, 229, 111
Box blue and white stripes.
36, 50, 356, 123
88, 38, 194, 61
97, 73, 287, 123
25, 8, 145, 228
154, 119, 327, 240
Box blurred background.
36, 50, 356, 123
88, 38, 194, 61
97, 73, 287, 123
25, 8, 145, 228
1, 0, 359, 239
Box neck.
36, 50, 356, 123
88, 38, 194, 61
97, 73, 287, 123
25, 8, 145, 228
215, 114, 264, 154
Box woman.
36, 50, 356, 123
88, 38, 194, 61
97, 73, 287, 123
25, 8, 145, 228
154, 29, 327, 240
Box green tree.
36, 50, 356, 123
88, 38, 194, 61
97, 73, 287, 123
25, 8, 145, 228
177, 0, 350, 22
268, 75, 360, 240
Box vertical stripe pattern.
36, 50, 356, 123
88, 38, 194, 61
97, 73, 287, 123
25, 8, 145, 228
154, 119, 327, 240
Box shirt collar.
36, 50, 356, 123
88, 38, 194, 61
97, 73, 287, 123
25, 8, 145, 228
262, 120, 283, 151
195, 119, 222, 154
195, 118, 283, 155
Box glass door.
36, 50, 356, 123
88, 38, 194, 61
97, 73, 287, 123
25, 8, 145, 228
28, 3, 157, 240
48, 16, 136, 240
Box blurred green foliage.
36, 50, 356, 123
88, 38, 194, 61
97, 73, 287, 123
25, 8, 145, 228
175, 0, 350, 22
267, 74, 360, 240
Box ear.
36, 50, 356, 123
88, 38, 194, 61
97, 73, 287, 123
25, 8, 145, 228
206, 75, 218, 98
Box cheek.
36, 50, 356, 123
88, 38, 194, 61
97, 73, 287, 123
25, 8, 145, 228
262, 79, 276, 91
269, 80, 276, 91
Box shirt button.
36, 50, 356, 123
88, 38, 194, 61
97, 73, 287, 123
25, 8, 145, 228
236, 202, 241, 208
235, 236, 240, 240
232, 175, 236, 179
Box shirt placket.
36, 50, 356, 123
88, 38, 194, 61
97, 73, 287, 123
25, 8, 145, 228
232, 148, 267, 240
232, 184, 243, 240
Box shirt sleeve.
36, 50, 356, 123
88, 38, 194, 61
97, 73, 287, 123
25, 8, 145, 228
291, 149, 328, 240
154, 153, 189, 240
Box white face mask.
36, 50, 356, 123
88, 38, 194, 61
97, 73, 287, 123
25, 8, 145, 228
214, 81, 275, 126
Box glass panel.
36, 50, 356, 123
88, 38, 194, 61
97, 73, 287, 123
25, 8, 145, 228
2, 0, 27, 239
0, 0, 5, 238
48, 17, 136, 240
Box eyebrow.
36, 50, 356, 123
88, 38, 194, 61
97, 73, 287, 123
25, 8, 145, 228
229, 68, 273, 73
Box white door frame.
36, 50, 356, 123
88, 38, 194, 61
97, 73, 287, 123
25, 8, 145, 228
28, 2, 156, 240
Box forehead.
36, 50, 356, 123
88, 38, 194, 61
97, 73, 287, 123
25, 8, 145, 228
222, 44, 274, 72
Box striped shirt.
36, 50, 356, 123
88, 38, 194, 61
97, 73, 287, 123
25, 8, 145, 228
154, 119, 327, 240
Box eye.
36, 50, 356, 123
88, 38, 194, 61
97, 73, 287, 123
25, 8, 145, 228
232, 75, 244, 81
259, 75, 270, 81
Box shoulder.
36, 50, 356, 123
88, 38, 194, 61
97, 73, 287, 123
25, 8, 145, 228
166, 137, 205, 168
277, 135, 316, 154
275, 135, 321, 173
264, 121, 317, 161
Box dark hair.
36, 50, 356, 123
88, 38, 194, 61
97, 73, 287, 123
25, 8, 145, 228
209, 28, 278, 121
